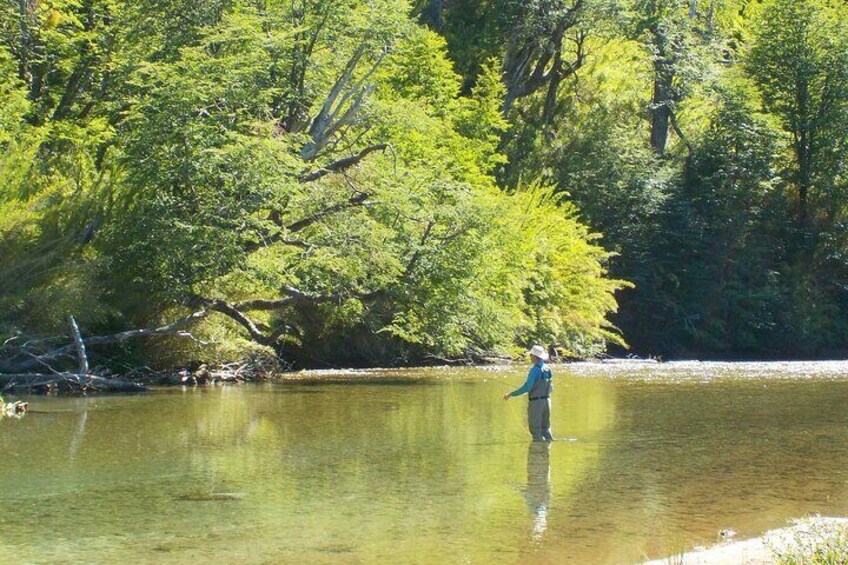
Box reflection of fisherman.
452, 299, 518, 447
503, 344, 554, 442
525, 442, 551, 541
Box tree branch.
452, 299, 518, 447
668, 106, 692, 153
35, 310, 210, 363
501, 1, 583, 112
201, 288, 352, 347
233, 297, 298, 310
287, 190, 371, 233
299, 143, 388, 182
301, 44, 366, 160
205, 299, 272, 345
243, 189, 372, 253
1, 310, 210, 374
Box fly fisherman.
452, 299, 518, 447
503, 345, 554, 442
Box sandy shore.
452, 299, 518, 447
642, 517, 848, 565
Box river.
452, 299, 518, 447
2, 361, 847, 564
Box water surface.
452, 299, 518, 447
2, 361, 847, 564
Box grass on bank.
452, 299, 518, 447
769, 518, 848, 565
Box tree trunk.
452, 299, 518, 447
650, 75, 672, 156
500, 1, 582, 115
795, 78, 812, 230
649, 25, 674, 156
17, 0, 30, 82
419, 0, 445, 31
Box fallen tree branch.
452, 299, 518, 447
1, 372, 147, 394
17, 348, 65, 375
1, 395, 28, 417
2, 309, 210, 373
69, 315, 89, 375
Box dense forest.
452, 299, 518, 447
1, 0, 846, 372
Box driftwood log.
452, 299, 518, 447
1, 309, 287, 393
0, 373, 146, 394
0, 395, 28, 417
0, 313, 201, 393
0, 309, 209, 375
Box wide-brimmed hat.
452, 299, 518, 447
528, 344, 549, 360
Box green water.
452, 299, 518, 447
2, 361, 848, 564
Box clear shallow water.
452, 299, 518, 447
2, 361, 848, 564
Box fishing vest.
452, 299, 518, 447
529, 365, 553, 400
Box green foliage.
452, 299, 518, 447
4, 0, 848, 368
103, 12, 296, 302
746, 0, 848, 226
642, 80, 786, 354
437, 0, 848, 358
0, 0, 628, 369
770, 519, 848, 565
0, 6, 118, 334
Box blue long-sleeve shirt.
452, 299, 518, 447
509, 362, 553, 398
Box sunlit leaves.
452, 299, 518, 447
2, 0, 632, 366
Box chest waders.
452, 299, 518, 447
527, 370, 553, 442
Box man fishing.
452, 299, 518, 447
503, 345, 554, 442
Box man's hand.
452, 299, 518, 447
502, 392, 511, 401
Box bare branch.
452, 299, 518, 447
69, 316, 89, 375
83, 310, 210, 347
16, 348, 64, 375
301, 44, 366, 159
328, 52, 385, 128
206, 299, 271, 345
301, 43, 387, 160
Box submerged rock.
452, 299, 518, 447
174, 492, 245, 502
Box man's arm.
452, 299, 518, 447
503, 366, 539, 400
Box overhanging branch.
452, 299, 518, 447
299, 143, 389, 182
205, 299, 272, 345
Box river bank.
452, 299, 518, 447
643, 517, 848, 565
7, 357, 848, 395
